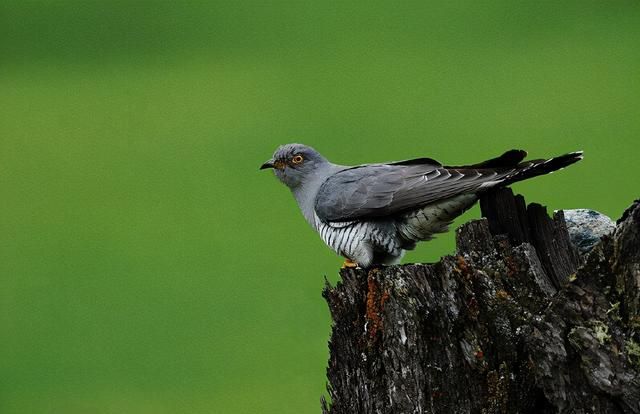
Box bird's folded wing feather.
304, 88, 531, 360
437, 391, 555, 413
314, 160, 512, 222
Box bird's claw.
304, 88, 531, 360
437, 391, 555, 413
341, 258, 359, 269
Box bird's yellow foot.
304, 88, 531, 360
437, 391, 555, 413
341, 258, 359, 269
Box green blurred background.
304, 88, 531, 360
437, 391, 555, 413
1, 1, 638, 413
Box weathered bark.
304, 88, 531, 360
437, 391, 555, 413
322, 189, 640, 414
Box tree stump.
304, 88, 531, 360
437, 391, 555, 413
322, 188, 640, 414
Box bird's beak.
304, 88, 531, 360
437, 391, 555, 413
260, 159, 275, 170
261, 158, 287, 170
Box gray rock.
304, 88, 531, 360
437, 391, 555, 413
561, 209, 616, 254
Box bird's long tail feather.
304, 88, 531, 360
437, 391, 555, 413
502, 151, 584, 186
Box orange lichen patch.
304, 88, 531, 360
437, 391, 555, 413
381, 289, 390, 305
496, 290, 510, 301
456, 255, 469, 274
366, 276, 382, 339
365, 271, 389, 341
455, 255, 476, 282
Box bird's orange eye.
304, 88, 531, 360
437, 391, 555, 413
291, 155, 304, 164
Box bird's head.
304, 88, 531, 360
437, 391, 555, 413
260, 143, 328, 189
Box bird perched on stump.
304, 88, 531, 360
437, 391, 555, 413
261, 144, 583, 268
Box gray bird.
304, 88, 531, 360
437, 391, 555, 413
261, 144, 583, 268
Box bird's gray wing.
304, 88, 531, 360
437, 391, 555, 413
314, 159, 510, 223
